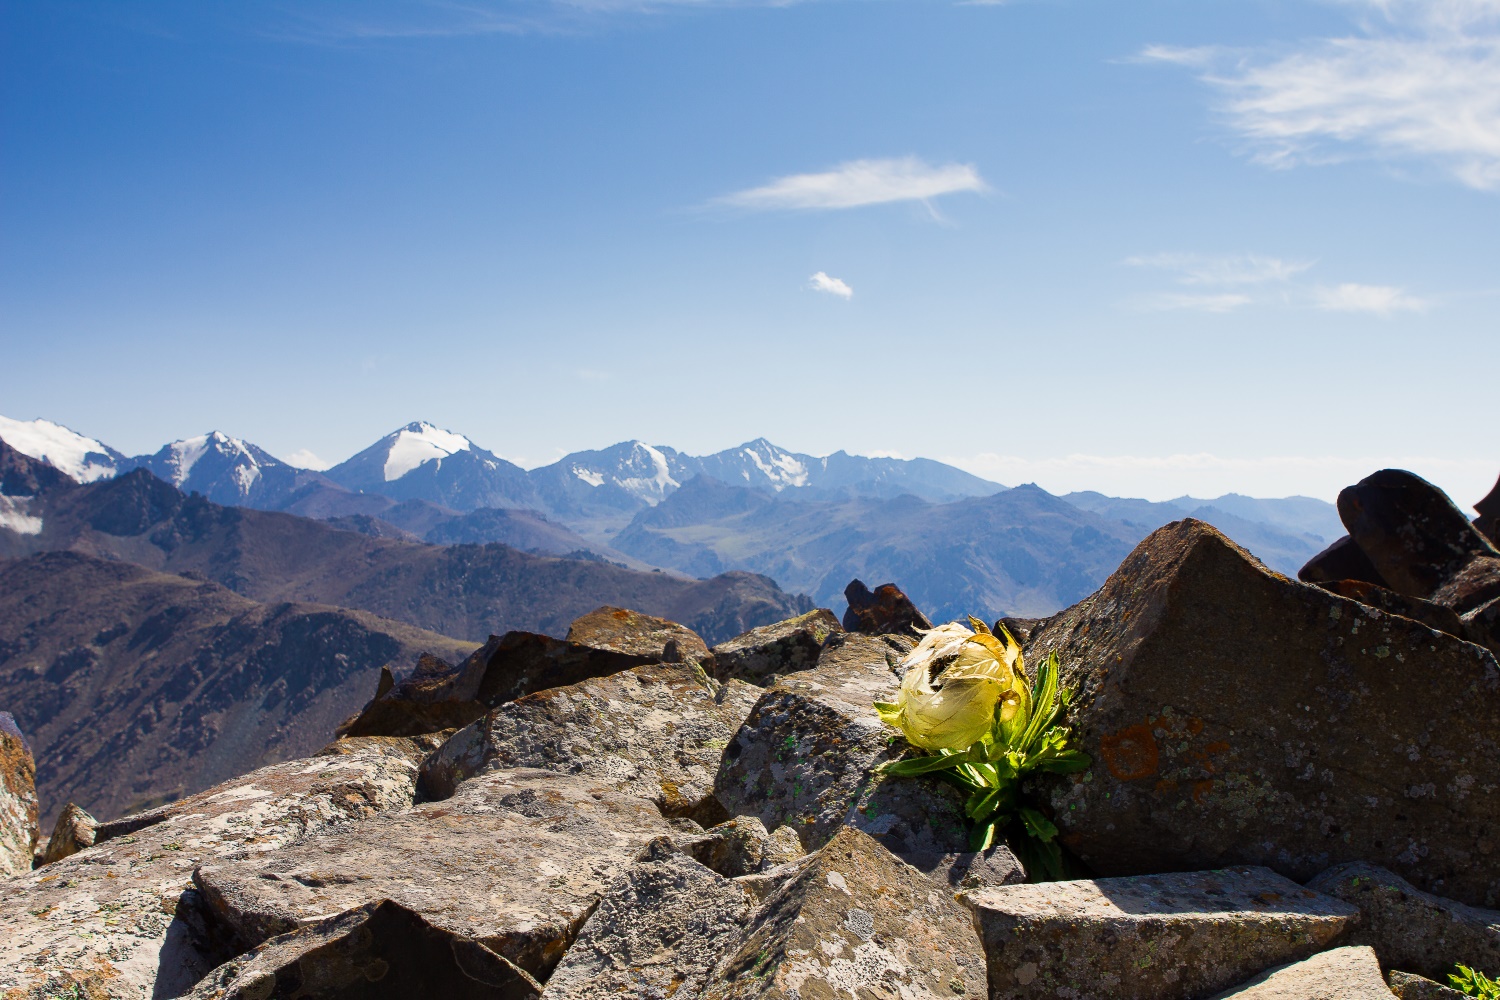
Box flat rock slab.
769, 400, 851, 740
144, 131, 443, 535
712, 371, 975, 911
1386, 971, 1470, 999
566, 606, 710, 664
1031, 519, 1500, 908
1307, 861, 1500, 983
194, 768, 674, 982
703, 825, 988, 999
711, 609, 842, 685
0, 738, 426, 1000
541, 838, 750, 999
187, 900, 541, 999
0, 711, 37, 877
1207, 946, 1394, 999
961, 866, 1359, 1000
420, 662, 760, 825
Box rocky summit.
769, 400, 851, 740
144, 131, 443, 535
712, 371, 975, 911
1, 467, 1497, 1000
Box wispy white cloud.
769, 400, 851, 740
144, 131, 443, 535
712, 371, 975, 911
1125, 252, 1314, 286
718, 157, 987, 211
1142, 0, 1500, 190
283, 449, 331, 470
942, 450, 1496, 506
808, 271, 854, 299
1313, 282, 1427, 313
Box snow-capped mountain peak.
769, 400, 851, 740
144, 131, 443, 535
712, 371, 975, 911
0, 415, 124, 483
384, 422, 473, 482
135, 431, 286, 500
737, 438, 809, 490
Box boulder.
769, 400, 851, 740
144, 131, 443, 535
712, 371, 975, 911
701, 825, 988, 999
694, 815, 806, 878
565, 605, 711, 665
710, 609, 842, 685
193, 768, 674, 982
186, 900, 541, 999
0, 737, 428, 999
0, 711, 37, 877
1337, 469, 1500, 612
1300, 534, 1390, 588
1387, 971, 1470, 999
418, 661, 760, 825
1306, 861, 1500, 982
1317, 579, 1470, 639
541, 838, 750, 999
960, 866, 1358, 1000
1207, 946, 1393, 999
39, 802, 97, 865
341, 609, 704, 739
1464, 595, 1500, 656
1030, 519, 1500, 908
1476, 473, 1500, 546
841, 579, 932, 637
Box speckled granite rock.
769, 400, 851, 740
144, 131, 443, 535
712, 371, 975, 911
185, 900, 541, 1000
0, 737, 429, 1000
1387, 971, 1470, 999
694, 816, 806, 878
702, 825, 987, 999
566, 606, 711, 664
419, 661, 759, 825
1307, 862, 1500, 982
1031, 519, 1500, 908
712, 631, 1021, 886
960, 866, 1359, 1000
0, 711, 37, 877
39, 802, 97, 865
710, 609, 842, 685
841, 579, 932, 637
194, 768, 674, 982
541, 838, 750, 999
1207, 946, 1393, 999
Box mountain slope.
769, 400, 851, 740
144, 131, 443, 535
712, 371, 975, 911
0, 416, 124, 483
0, 450, 809, 644
324, 422, 539, 511
126, 430, 341, 510
0, 550, 474, 827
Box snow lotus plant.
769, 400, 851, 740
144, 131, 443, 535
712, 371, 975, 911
874, 617, 1089, 879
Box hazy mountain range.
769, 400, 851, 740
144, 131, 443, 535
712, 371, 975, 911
0, 414, 1345, 622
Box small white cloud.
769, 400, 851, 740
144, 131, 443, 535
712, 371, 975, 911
720, 157, 987, 211
808, 272, 854, 299
1125, 252, 1314, 286
1313, 283, 1427, 314
284, 449, 331, 471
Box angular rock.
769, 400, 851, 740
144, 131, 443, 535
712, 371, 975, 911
1476, 473, 1500, 546
194, 768, 674, 982
1306, 861, 1500, 983
1318, 579, 1470, 639
702, 825, 987, 999
1387, 971, 1470, 1000
841, 578, 932, 637
39, 802, 97, 865
1030, 519, 1500, 908
1300, 534, 1390, 588
961, 866, 1359, 1000
710, 609, 842, 685
541, 838, 749, 999
1464, 595, 1500, 656
340, 609, 698, 739
566, 605, 711, 665
0, 711, 37, 877
1207, 946, 1392, 999
1338, 469, 1500, 612
0, 738, 427, 999
186, 900, 541, 999
695, 816, 806, 878
418, 661, 760, 825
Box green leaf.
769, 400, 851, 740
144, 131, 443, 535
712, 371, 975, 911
1018, 806, 1059, 843
966, 787, 1001, 822
969, 817, 998, 852
1035, 751, 1093, 774
878, 754, 966, 778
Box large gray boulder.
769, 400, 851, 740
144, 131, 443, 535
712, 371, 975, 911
1387, 971, 1470, 999
0, 711, 37, 877
1207, 946, 1394, 999
186, 900, 541, 999
961, 866, 1359, 1000
710, 609, 842, 685
193, 768, 675, 983
1031, 519, 1500, 907
419, 661, 759, 825
1307, 861, 1500, 982
0, 737, 428, 999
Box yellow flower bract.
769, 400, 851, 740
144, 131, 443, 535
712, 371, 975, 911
876, 619, 1031, 752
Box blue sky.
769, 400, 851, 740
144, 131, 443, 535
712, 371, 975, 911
2, 0, 1496, 503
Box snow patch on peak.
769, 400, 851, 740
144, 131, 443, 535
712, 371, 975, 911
0, 496, 43, 535
0, 416, 118, 482
617, 442, 679, 502
742, 442, 808, 490
573, 467, 606, 487
384, 424, 472, 482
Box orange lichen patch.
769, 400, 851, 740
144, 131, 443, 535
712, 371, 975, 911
1100, 724, 1160, 782
1186, 718, 1204, 736
1203, 741, 1230, 756
612, 609, 632, 621
1192, 780, 1214, 805
1154, 779, 1180, 796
